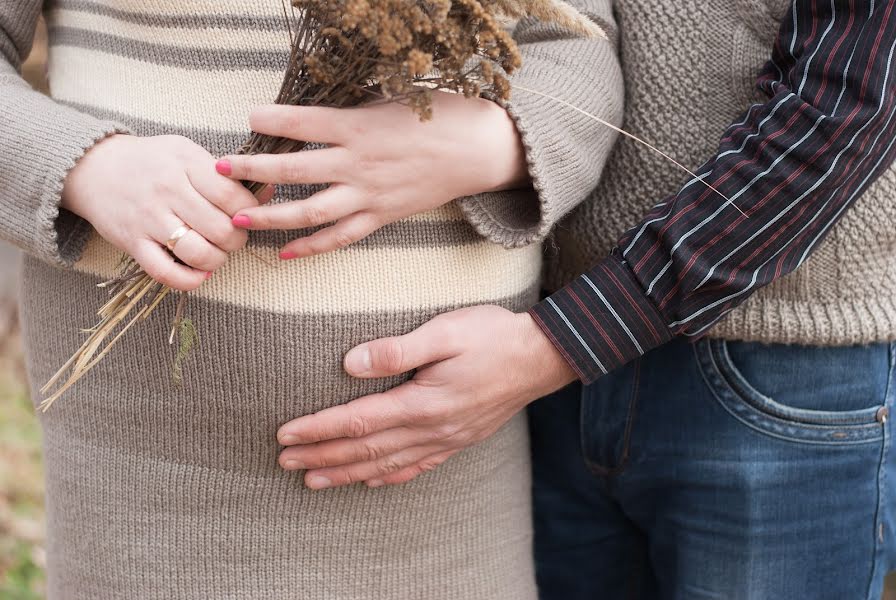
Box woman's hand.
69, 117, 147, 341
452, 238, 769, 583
216, 91, 529, 260
62, 134, 271, 291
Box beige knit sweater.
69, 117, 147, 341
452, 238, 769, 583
0, 1, 622, 598
547, 0, 896, 345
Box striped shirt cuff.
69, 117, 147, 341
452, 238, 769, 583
529, 253, 673, 384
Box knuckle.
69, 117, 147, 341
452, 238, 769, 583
150, 179, 176, 197
283, 110, 304, 135
333, 230, 356, 249
377, 456, 403, 474
237, 160, 254, 181
411, 399, 440, 421
218, 228, 249, 252
432, 421, 462, 441
312, 453, 336, 469
345, 414, 369, 439
418, 459, 441, 473
337, 469, 360, 485
301, 204, 327, 227
282, 160, 307, 183
359, 442, 381, 463
355, 152, 378, 172
374, 339, 404, 373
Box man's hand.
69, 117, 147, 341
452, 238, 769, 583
276, 305, 577, 489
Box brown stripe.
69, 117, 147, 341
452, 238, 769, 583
52, 0, 291, 31
49, 26, 289, 71
248, 219, 481, 250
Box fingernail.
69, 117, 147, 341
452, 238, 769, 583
204, 271, 213, 280
283, 459, 301, 470
279, 250, 298, 260
307, 475, 332, 489
279, 434, 298, 445
345, 346, 372, 375
367, 479, 385, 488
232, 214, 251, 228
215, 158, 232, 176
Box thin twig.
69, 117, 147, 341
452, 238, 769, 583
512, 84, 748, 218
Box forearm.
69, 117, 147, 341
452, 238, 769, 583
532, 0, 896, 383
0, 4, 127, 266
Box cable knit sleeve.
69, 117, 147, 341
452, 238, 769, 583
457, 0, 624, 247
0, 1, 128, 267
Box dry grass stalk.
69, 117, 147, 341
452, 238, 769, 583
40, 0, 601, 409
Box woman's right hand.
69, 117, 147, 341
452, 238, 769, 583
61, 134, 267, 291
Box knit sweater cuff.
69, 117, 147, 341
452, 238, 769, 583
457, 42, 623, 247
0, 73, 128, 267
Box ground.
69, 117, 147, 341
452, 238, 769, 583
0, 316, 45, 600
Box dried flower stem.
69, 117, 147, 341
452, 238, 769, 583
511, 84, 747, 217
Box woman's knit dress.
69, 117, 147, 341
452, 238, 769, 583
0, 1, 623, 598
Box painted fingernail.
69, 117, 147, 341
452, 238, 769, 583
367, 479, 385, 488
307, 475, 332, 489
232, 214, 251, 228
279, 434, 298, 445
279, 250, 298, 260
215, 158, 232, 176
344, 346, 372, 375
204, 271, 213, 280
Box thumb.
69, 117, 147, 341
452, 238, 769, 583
345, 317, 458, 378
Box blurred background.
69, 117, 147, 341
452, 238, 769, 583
1, 19, 47, 600
2, 16, 895, 600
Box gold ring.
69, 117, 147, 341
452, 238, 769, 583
165, 225, 191, 252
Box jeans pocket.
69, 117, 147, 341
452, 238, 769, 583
695, 338, 888, 445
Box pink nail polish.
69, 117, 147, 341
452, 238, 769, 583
232, 214, 251, 228
205, 271, 213, 280
279, 250, 298, 260
215, 158, 232, 176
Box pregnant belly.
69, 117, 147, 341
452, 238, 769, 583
20, 226, 540, 474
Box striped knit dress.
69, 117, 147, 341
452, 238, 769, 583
0, 1, 623, 598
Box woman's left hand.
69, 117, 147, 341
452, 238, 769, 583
216, 91, 529, 259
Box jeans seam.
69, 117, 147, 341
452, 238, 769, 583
866, 343, 895, 599
581, 360, 641, 478
717, 339, 881, 426
695, 340, 884, 445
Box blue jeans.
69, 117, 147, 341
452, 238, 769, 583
529, 338, 896, 600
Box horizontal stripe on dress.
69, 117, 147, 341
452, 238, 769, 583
51, 0, 292, 29
47, 46, 282, 130
46, 9, 289, 49
73, 231, 543, 314
48, 27, 290, 71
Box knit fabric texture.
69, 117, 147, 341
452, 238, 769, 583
546, 0, 896, 346
0, 0, 622, 598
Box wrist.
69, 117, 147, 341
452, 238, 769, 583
516, 311, 578, 391
475, 98, 530, 193
61, 133, 131, 219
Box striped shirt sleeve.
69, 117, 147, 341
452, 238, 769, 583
530, 0, 896, 384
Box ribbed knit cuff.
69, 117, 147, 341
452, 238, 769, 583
0, 73, 128, 266
530, 253, 672, 383
458, 36, 623, 248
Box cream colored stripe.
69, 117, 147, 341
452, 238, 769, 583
66, 0, 286, 18
73, 233, 541, 314
48, 46, 281, 132
48, 8, 289, 50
